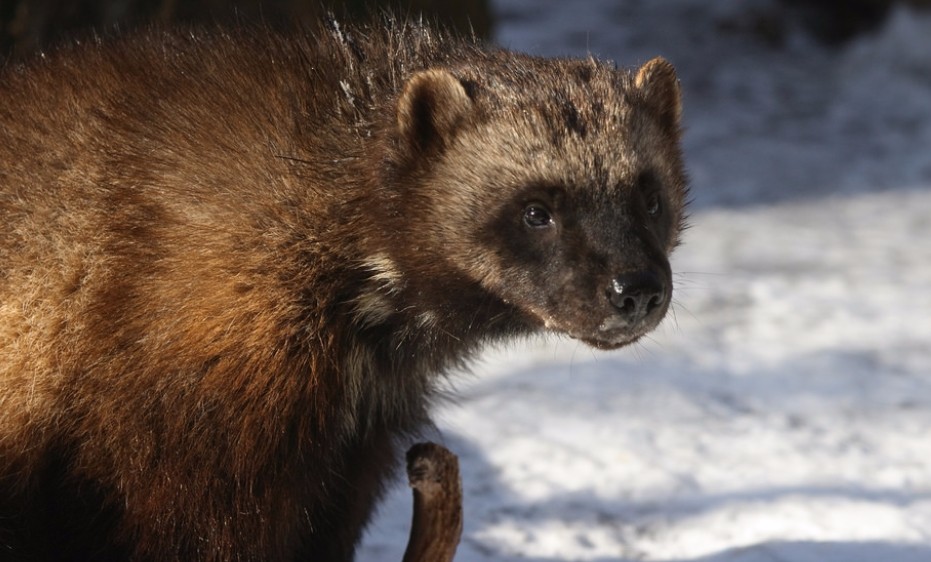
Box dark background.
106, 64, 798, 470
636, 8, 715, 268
1, 0, 929, 60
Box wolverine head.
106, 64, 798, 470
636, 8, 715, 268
388, 55, 687, 349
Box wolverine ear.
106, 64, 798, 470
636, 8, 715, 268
634, 57, 682, 132
397, 69, 473, 155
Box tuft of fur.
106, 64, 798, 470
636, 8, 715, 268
0, 17, 688, 561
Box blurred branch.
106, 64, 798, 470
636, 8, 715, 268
0, 0, 492, 59
402, 442, 463, 562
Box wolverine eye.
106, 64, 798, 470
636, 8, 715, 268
638, 170, 663, 218
646, 193, 662, 217
523, 203, 554, 228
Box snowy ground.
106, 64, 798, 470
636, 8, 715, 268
359, 1, 931, 560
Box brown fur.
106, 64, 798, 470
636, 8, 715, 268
0, 17, 687, 561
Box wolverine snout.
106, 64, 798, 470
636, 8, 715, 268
606, 270, 668, 327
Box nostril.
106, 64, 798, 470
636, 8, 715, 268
608, 271, 666, 323
617, 295, 636, 316
646, 292, 663, 314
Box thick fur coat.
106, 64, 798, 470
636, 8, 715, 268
0, 18, 688, 561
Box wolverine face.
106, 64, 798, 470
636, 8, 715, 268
477, 169, 678, 349
392, 56, 686, 349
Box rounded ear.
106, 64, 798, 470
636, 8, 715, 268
634, 57, 682, 132
397, 69, 473, 155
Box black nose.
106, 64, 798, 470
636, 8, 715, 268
608, 271, 667, 324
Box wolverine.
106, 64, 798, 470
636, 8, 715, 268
0, 16, 688, 561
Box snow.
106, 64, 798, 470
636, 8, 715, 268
359, 1, 931, 560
